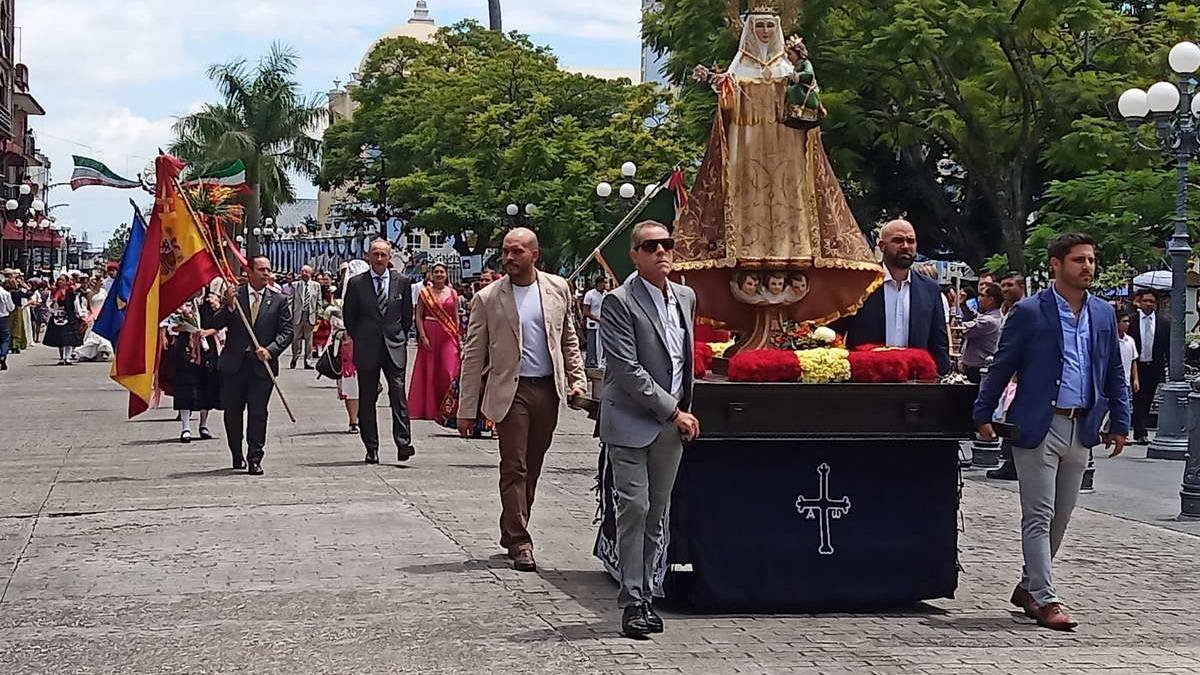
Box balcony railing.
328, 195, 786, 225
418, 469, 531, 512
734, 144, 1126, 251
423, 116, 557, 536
0, 106, 11, 137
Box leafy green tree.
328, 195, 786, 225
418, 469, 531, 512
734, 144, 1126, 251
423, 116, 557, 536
102, 221, 131, 262
645, 0, 1200, 272
170, 44, 326, 256
319, 22, 695, 269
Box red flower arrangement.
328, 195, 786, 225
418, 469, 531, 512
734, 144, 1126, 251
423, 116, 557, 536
848, 345, 939, 383
694, 341, 715, 379
728, 349, 804, 382
694, 323, 732, 343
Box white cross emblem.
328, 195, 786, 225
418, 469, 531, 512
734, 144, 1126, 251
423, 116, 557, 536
795, 463, 851, 556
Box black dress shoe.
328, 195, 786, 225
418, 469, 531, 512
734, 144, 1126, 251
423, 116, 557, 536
621, 604, 651, 639
397, 444, 415, 462
198, 427, 214, 441
232, 454, 246, 470
289, 357, 298, 369
986, 461, 1018, 481
365, 450, 379, 464
247, 461, 263, 476
180, 430, 192, 444
643, 603, 664, 634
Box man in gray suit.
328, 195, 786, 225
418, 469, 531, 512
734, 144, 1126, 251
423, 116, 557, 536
600, 220, 700, 639
290, 265, 321, 369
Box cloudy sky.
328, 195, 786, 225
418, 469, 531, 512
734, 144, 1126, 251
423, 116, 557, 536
20, 0, 646, 246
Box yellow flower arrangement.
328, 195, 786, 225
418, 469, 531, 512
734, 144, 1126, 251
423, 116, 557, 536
795, 347, 851, 383
708, 341, 736, 358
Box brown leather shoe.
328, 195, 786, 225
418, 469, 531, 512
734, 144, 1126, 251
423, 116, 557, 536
1010, 584, 1037, 619
1035, 602, 1078, 631
513, 547, 536, 572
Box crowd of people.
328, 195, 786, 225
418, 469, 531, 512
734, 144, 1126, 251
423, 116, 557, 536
0, 266, 118, 371
2, 220, 1147, 639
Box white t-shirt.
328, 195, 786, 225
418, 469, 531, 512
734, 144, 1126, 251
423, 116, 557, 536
1118, 333, 1139, 387
583, 288, 606, 330
513, 280, 553, 377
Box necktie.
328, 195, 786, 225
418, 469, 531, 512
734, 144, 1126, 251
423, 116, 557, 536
1142, 315, 1152, 362
250, 291, 261, 323
375, 275, 387, 312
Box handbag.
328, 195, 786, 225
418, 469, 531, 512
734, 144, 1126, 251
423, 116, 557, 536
315, 332, 343, 380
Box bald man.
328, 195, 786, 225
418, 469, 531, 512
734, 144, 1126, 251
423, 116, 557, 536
839, 220, 951, 374
458, 228, 587, 572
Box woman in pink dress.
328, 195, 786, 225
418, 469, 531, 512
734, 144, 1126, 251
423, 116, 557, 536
408, 263, 461, 420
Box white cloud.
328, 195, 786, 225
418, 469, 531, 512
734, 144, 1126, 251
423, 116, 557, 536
17, 0, 645, 242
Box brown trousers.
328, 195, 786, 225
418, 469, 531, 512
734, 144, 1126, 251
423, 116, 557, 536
496, 376, 560, 551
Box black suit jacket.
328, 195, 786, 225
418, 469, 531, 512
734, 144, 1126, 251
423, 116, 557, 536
343, 269, 413, 370
839, 270, 951, 375
210, 285, 294, 378
1129, 311, 1170, 378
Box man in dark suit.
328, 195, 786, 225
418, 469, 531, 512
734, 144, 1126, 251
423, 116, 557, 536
1128, 288, 1169, 444
974, 232, 1129, 631
211, 256, 294, 475
343, 239, 414, 464
839, 219, 951, 374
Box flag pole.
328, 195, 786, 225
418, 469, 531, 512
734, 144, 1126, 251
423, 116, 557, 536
166, 164, 298, 424
567, 183, 662, 284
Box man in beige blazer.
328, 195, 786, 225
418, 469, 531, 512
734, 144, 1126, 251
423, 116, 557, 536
459, 227, 587, 572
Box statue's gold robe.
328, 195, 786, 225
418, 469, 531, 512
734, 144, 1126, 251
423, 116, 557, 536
673, 78, 882, 329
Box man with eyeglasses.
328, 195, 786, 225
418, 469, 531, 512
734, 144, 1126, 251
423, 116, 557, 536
599, 220, 699, 639
839, 219, 951, 375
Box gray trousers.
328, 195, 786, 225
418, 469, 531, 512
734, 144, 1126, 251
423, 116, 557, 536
291, 316, 314, 360
585, 328, 603, 368
1013, 413, 1089, 606
609, 422, 684, 608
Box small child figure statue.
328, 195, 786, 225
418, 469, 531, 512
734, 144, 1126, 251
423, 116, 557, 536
783, 35, 826, 130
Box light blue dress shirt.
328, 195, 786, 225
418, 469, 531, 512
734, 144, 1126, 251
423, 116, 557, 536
882, 267, 911, 348
1053, 287, 1092, 409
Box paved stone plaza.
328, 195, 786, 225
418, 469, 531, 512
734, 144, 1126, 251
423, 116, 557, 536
2, 345, 1199, 674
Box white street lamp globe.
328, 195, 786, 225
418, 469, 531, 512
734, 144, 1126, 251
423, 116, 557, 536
253, 227, 263, 236
30, 199, 45, 212
1118, 88, 1150, 119
644, 184, 656, 197
264, 217, 275, 226
525, 204, 537, 216
1192, 95, 1200, 118
18, 184, 31, 195
5, 199, 17, 211
619, 182, 636, 199
596, 182, 612, 198
506, 203, 520, 216
1170, 41, 1200, 74
621, 161, 637, 178
1147, 81, 1181, 113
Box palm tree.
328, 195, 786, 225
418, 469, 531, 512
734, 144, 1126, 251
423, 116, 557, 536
170, 43, 326, 257
488, 0, 502, 31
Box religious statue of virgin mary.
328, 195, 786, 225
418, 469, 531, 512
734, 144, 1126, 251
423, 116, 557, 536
673, 4, 882, 348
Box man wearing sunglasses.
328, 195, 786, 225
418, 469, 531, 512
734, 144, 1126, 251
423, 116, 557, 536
599, 220, 699, 639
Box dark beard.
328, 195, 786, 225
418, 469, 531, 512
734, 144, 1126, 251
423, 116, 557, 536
886, 254, 915, 269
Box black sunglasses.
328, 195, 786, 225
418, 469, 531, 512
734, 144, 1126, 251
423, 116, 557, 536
635, 238, 676, 253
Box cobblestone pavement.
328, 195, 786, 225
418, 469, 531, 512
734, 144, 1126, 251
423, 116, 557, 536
2, 344, 1199, 674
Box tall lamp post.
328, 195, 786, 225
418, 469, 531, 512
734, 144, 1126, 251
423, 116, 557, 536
1118, 40, 1200, 518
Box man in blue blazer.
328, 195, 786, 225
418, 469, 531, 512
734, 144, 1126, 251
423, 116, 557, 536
840, 219, 951, 375
974, 232, 1129, 632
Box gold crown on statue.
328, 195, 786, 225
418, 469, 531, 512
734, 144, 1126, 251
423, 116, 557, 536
748, 3, 779, 15
785, 34, 805, 48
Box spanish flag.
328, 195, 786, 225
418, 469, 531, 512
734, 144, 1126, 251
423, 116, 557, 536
112, 154, 222, 417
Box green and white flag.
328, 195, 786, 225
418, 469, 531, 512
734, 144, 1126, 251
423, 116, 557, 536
184, 160, 248, 191
70, 155, 142, 190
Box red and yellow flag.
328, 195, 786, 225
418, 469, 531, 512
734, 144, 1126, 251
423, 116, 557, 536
112, 154, 221, 417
